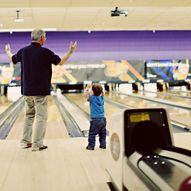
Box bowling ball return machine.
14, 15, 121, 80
107, 108, 191, 191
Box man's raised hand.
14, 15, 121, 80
69, 41, 77, 52
5, 44, 11, 53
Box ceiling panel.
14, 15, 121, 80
1, 0, 191, 8
0, 0, 191, 31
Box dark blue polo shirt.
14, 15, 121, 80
12, 42, 61, 96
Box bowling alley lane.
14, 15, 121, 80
133, 90, 191, 105
0, 95, 14, 115
106, 92, 191, 127
164, 89, 191, 98
64, 93, 121, 130
167, 87, 191, 96
65, 92, 191, 129
46, 95, 69, 139
143, 89, 191, 101
6, 95, 69, 140
65, 92, 191, 151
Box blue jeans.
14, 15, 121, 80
88, 118, 106, 148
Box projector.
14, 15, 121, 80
111, 7, 128, 17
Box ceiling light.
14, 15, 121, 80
14, 10, 24, 23
42, 28, 57, 31
15, 18, 24, 23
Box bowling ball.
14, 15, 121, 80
179, 176, 191, 191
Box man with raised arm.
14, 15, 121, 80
5, 29, 77, 151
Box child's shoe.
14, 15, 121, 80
86, 146, 94, 150
99, 145, 106, 149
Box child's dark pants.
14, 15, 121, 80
88, 118, 106, 148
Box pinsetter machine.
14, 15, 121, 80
107, 108, 191, 191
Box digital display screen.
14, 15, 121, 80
130, 112, 150, 123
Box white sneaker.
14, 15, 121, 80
31, 147, 39, 151
32, 145, 48, 152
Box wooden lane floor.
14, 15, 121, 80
65, 91, 189, 129
1, 95, 110, 191
64, 93, 191, 149
0, 138, 110, 191
167, 88, 191, 97
6, 95, 69, 140
64, 93, 120, 131
0, 136, 189, 191
141, 87, 191, 98
108, 92, 191, 128
0, 92, 190, 191
133, 90, 191, 105
164, 89, 191, 97
0, 95, 14, 115
105, 92, 191, 149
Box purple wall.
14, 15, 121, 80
1, 30, 191, 62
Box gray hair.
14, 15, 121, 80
31, 29, 45, 41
